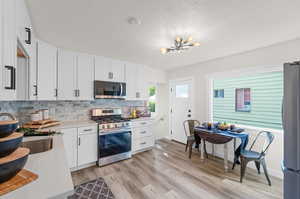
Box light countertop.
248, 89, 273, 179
2, 135, 74, 199
45, 120, 97, 131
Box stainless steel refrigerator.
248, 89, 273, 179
283, 62, 300, 199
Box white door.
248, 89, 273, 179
37, 41, 57, 100
170, 79, 193, 143
78, 132, 98, 166
77, 53, 94, 100
57, 49, 77, 100
62, 128, 78, 169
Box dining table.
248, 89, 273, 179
194, 126, 249, 172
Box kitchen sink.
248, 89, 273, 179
21, 137, 53, 154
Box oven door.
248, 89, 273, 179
99, 130, 131, 159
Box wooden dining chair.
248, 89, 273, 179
183, 120, 207, 159
239, 131, 274, 186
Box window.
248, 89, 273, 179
176, 84, 189, 98
235, 88, 251, 112
148, 85, 156, 113
214, 89, 224, 98
212, 71, 283, 129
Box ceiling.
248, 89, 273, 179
26, 0, 300, 70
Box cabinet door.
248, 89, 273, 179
0, 0, 3, 99
94, 56, 110, 81
57, 49, 77, 100
77, 54, 94, 100
111, 60, 125, 82
37, 41, 57, 100
62, 128, 78, 169
136, 65, 149, 100
16, 0, 32, 53
125, 62, 138, 100
78, 132, 98, 166
1, 0, 17, 100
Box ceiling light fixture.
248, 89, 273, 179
160, 36, 200, 54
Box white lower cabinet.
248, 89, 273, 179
77, 126, 98, 166
62, 128, 78, 169
61, 125, 98, 170
132, 119, 155, 154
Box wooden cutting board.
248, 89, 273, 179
22, 120, 61, 129
0, 169, 38, 196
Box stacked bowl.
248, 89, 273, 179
0, 113, 29, 183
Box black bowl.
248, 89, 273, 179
0, 133, 23, 158
0, 148, 29, 183
0, 121, 19, 138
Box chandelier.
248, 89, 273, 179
160, 36, 200, 54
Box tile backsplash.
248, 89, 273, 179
0, 100, 146, 124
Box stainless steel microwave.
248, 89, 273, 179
94, 81, 126, 99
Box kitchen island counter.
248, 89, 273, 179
2, 135, 74, 199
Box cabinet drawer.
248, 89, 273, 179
133, 136, 154, 152
132, 127, 152, 139
131, 119, 154, 127
78, 125, 97, 135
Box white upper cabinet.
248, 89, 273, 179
16, 0, 37, 100
1, 0, 17, 100
36, 41, 57, 100
16, 0, 33, 53
57, 49, 77, 100
111, 59, 125, 82
125, 62, 137, 99
136, 65, 149, 100
0, 0, 3, 99
95, 56, 111, 81
125, 62, 149, 100
95, 56, 125, 82
77, 53, 94, 100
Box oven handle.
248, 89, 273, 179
99, 129, 132, 136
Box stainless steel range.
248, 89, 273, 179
91, 108, 132, 166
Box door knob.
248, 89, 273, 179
188, 110, 191, 113
187, 114, 191, 117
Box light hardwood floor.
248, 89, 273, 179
71, 139, 283, 199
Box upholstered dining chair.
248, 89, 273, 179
183, 120, 207, 159
239, 131, 275, 186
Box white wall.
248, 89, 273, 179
167, 38, 300, 179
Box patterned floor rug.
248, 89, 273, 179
68, 177, 115, 199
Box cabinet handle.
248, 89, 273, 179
25, 27, 31, 45
54, 89, 58, 97
78, 89, 80, 97
140, 131, 147, 134
78, 137, 81, 146
140, 142, 146, 145
74, 89, 77, 97
136, 92, 140, 98
33, 85, 38, 96
141, 122, 147, 125
4, 66, 16, 90
83, 129, 93, 132
108, 72, 113, 79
